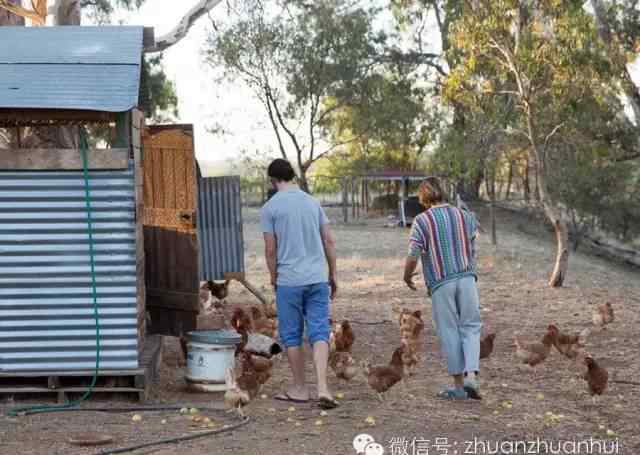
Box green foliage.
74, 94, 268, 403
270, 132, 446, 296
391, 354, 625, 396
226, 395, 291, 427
207, 0, 386, 190
139, 55, 179, 122
82, 0, 146, 24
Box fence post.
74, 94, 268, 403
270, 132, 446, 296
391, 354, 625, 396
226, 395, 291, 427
342, 177, 348, 224
490, 199, 497, 246
351, 177, 356, 220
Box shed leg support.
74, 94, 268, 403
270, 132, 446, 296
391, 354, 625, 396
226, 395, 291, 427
224, 273, 269, 305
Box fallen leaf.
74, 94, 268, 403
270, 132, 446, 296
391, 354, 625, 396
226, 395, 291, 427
536, 393, 545, 400
365, 416, 376, 426
336, 392, 345, 400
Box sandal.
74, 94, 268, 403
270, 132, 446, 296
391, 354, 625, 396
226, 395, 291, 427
318, 396, 340, 410
436, 388, 468, 400
274, 393, 309, 404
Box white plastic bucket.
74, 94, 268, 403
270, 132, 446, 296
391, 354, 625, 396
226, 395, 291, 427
184, 330, 242, 392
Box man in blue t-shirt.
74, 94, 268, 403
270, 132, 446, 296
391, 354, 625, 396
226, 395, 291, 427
260, 159, 338, 409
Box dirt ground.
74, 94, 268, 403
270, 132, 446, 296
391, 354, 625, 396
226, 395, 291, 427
0, 205, 638, 455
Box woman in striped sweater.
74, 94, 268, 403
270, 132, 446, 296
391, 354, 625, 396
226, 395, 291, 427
403, 177, 482, 400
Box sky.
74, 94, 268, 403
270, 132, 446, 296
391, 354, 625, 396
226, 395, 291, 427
112, 1, 640, 175
114, 1, 279, 174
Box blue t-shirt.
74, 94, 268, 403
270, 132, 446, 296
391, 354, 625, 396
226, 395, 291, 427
260, 188, 329, 287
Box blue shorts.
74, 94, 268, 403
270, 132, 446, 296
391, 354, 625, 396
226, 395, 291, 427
275, 283, 330, 348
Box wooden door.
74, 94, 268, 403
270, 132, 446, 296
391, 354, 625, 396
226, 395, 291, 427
142, 125, 199, 337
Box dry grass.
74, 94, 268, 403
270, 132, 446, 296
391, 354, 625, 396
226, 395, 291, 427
1, 205, 638, 455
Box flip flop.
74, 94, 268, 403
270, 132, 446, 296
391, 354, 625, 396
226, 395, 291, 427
464, 385, 482, 400
274, 393, 309, 404
318, 396, 340, 410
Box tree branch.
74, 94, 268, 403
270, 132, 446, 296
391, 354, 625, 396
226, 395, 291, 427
261, 86, 287, 160
264, 85, 305, 167
543, 122, 565, 151
0, 0, 45, 25
148, 0, 224, 52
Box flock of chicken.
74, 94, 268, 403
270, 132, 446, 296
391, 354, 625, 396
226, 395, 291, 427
513, 302, 613, 403
194, 281, 616, 415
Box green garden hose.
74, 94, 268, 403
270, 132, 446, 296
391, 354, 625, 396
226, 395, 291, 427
7, 128, 101, 416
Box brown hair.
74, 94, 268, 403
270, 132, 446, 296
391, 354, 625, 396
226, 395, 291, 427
417, 177, 445, 208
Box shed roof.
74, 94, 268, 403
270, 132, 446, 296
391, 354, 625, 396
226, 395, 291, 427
0, 26, 143, 113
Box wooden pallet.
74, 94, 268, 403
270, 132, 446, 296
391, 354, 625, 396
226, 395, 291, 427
0, 335, 163, 403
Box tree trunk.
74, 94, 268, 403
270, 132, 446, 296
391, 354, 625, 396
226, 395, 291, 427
505, 159, 514, 199
0, 0, 24, 25
298, 171, 310, 193
523, 156, 530, 202
53, 0, 81, 25
547, 208, 569, 287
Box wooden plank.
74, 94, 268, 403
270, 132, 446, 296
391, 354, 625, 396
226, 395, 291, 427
0, 369, 145, 378
0, 148, 129, 170
0, 387, 142, 393
0, 109, 116, 126
114, 112, 132, 149
143, 27, 156, 50
146, 288, 199, 311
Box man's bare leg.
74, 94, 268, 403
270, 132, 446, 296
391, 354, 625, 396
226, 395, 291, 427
286, 346, 309, 400
313, 340, 333, 400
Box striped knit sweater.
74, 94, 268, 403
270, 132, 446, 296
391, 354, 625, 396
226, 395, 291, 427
408, 204, 478, 293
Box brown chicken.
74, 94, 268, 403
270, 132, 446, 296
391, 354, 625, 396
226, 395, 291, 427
329, 350, 359, 381
224, 356, 260, 417
251, 306, 278, 339
548, 324, 589, 359
398, 310, 424, 376
592, 302, 614, 328
231, 307, 253, 354
239, 351, 272, 386
331, 320, 355, 353
514, 327, 555, 374
480, 333, 496, 360
362, 346, 406, 401
399, 310, 424, 338
583, 355, 608, 404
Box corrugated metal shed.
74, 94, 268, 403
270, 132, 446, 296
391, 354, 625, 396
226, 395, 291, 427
0, 26, 143, 112
197, 176, 245, 281
0, 168, 138, 371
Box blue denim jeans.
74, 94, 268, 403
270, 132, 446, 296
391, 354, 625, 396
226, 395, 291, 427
275, 283, 330, 348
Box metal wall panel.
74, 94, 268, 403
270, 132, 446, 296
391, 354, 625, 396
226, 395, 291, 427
0, 26, 143, 65
0, 26, 142, 112
0, 169, 138, 371
197, 176, 245, 281
0, 65, 140, 112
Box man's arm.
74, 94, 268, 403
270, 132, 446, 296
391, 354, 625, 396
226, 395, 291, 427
264, 233, 278, 288
320, 224, 338, 300
404, 256, 419, 291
